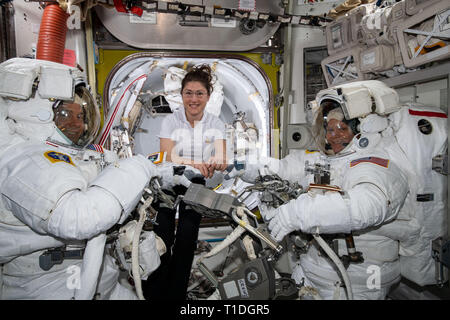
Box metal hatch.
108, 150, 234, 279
94, 1, 283, 51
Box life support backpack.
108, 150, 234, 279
386, 103, 447, 286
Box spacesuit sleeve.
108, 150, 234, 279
1, 151, 157, 240
241, 149, 308, 183
285, 159, 409, 234
49, 154, 158, 239
344, 160, 409, 227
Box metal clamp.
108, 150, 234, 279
305, 161, 331, 185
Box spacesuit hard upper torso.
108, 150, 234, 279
267, 130, 410, 299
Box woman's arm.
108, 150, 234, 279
160, 137, 211, 177
160, 137, 176, 162
207, 139, 228, 172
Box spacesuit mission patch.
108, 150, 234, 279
350, 157, 389, 168
147, 151, 164, 164
44, 151, 75, 166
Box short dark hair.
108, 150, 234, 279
181, 64, 213, 95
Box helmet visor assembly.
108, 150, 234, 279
53, 85, 100, 148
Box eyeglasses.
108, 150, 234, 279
55, 103, 85, 122
182, 90, 208, 98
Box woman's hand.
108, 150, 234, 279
192, 158, 227, 179
206, 156, 228, 173
192, 163, 214, 178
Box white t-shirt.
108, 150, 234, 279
158, 109, 226, 162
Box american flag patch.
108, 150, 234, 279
350, 157, 389, 168
86, 144, 104, 153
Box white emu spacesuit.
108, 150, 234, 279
242, 80, 447, 299
0, 58, 164, 300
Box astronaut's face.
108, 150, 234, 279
54, 102, 85, 144
325, 119, 354, 154
182, 81, 210, 120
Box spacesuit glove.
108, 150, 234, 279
258, 203, 278, 222
239, 162, 263, 183
120, 153, 159, 178
267, 202, 302, 242
91, 154, 158, 218
240, 157, 283, 183
156, 162, 201, 189
224, 166, 245, 180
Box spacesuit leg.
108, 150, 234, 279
292, 262, 352, 300
293, 252, 401, 300
94, 254, 138, 300
108, 282, 139, 300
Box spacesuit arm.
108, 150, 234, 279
268, 160, 409, 239
289, 183, 395, 234
89, 154, 157, 215
47, 155, 158, 240
1, 153, 157, 240
46, 188, 123, 240
240, 150, 309, 183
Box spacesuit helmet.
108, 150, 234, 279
51, 82, 100, 148
0, 58, 101, 148
311, 80, 400, 155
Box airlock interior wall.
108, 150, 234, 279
281, 1, 334, 154
95, 50, 281, 158
6, 0, 87, 71
93, 1, 283, 51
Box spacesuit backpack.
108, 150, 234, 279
387, 102, 447, 286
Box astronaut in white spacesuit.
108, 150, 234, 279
0, 58, 178, 300
240, 81, 414, 299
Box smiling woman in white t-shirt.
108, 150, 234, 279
143, 65, 227, 300
159, 65, 227, 178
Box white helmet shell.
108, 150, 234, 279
315, 80, 400, 120
0, 58, 100, 148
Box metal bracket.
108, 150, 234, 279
432, 236, 450, 286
